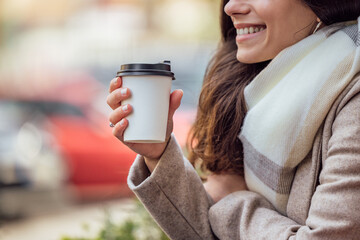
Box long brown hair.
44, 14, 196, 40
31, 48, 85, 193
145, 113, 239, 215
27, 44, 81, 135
302, 0, 360, 25
187, 0, 269, 176
187, 0, 360, 176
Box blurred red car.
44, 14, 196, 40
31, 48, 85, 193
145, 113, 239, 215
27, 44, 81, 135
46, 109, 136, 201
0, 97, 195, 205
47, 102, 195, 201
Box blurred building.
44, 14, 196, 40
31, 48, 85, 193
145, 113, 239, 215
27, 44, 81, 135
0, 0, 220, 98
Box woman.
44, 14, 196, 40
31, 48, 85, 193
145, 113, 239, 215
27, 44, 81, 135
107, 0, 360, 238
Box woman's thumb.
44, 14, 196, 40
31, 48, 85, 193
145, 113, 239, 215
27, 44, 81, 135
168, 89, 183, 118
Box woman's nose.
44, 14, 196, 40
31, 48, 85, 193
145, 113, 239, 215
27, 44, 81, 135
224, 0, 251, 17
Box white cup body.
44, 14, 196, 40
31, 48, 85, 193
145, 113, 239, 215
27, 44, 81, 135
122, 75, 172, 143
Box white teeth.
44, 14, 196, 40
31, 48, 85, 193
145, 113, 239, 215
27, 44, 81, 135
236, 26, 266, 35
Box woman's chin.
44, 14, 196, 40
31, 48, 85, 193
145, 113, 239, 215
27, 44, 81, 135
236, 52, 272, 64
236, 51, 258, 64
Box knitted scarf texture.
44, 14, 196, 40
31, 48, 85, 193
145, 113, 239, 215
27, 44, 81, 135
239, 17, 360, 214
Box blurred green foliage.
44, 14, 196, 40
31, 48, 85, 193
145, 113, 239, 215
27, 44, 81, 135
60, 200, 169, 240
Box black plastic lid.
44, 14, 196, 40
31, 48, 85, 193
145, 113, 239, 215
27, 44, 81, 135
116, 60, 175, 80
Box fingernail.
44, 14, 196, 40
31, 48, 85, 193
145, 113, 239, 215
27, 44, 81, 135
122, 105, 128, 111
120, 119, 126, 126
121, 88, 127, 96
114, 78, 118, 85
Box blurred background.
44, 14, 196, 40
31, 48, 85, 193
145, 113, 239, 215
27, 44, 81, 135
0, 0, 220, 239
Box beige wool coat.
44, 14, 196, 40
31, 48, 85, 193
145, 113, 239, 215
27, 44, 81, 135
127, 73, 360, 240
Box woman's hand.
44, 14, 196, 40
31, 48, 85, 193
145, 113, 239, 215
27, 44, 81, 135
106, 77, 183, 171
204, 174, 248, 203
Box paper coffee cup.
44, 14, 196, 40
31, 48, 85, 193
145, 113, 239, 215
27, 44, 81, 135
116, 61, 175, 143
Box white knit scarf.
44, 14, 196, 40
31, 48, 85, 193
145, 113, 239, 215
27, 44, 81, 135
239, 17, 360, 214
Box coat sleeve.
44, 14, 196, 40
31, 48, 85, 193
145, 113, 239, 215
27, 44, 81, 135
208, 92, 360, 239
127, 134, 217, 240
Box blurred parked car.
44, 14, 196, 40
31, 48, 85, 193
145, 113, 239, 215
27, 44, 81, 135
0, 98, 136, 196
0, 100, 70, 219
0, 96, 195, 219
0, 99, 135, 220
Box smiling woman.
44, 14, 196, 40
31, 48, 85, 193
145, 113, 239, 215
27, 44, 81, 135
224, 0, 317, 63
106, 0, 360, 239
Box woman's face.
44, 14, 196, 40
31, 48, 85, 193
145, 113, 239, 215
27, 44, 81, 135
224, 0, 317, 63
